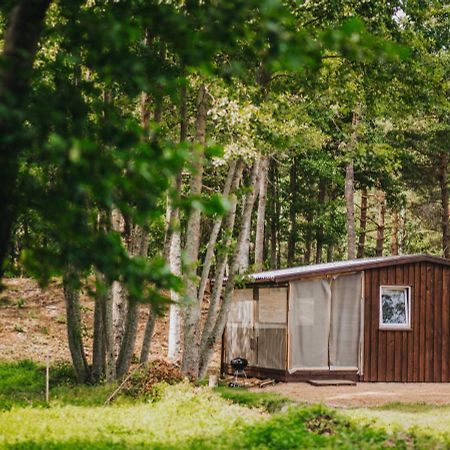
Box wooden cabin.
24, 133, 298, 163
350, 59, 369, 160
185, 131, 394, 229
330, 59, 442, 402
221, 254, 450, 382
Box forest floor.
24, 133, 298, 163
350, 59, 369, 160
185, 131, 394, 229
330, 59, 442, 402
0, 277, 220, 369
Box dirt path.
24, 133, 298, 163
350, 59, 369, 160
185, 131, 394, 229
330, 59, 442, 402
259, 382, 450, 408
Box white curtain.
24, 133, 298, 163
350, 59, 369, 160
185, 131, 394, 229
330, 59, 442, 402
289, 273, 363, 373
329, 273, 363, 369
289, 279, 331, 371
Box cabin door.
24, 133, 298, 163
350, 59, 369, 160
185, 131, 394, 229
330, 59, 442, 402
288, 273, 363, 372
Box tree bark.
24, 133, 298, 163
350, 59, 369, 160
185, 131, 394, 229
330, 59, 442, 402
110, 210, 127, 357
166, 77, 187, 362
439, 151, 449, 258
287, 158, 298, 266
345, 161, 356, 260
269, 159, 280, 269
63, 269, 90, 383
0, 0, 52, 277
391, 210, 399, 256
357, 187, 368, 258
254, 156, 269, 270
376, 190, 386, 257
91, 291, 105, 383
197, 160, 237, 305
304, 209, 313, 265
315, 178, 326, 264
140, 310, 157, 365
344, 110, 359, 260
198, 160, 244, 370
198, 159, 260, 378
181, 84, 208, 378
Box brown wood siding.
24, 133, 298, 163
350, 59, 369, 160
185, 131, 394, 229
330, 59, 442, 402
363, 262, 450, 382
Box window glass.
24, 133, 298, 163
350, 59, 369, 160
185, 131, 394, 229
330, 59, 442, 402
380, 286, 411, 329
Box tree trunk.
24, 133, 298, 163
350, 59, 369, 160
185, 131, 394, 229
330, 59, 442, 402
166, 192, 182, 362
197, 160, 237, 305
304, 209, 313, 265
327, 244, 334, 262
166, 77, 188, 362
376, 190, 386, 257
181, 84, 208, 378
110, 209, 127, 357
116, 224, 149, 377
439, 151, 449, 258
344, 109, 359, 261
315, 178, 326, 264
198, 160, 260, 377
140, 310, 157, 365
115, 300, 139, 378
357, 187, 368, 258
95, 273, 116, 383
63, 269, 90, 383
345, 161, 356, 260
198, 158, 260, 378
391, 210, 399, 256
268, 159, 278, 269
254, 156, 269, 270
287, 158, 297, 266
198, 160, 244, 370
91, 292, 105, 383
0, 0, 52, 277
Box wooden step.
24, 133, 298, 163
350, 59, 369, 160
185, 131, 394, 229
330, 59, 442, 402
307, 379, 357, 386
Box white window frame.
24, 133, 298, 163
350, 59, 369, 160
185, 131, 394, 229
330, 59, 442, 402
379, 285, 412, 330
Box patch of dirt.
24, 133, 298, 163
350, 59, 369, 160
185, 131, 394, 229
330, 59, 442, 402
259, 382, 450, 407
0, 278, 220, 370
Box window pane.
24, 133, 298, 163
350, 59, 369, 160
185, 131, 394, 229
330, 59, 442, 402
381, 289, 407, 325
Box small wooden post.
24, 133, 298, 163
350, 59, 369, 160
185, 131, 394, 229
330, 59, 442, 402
45, 354, 50, 404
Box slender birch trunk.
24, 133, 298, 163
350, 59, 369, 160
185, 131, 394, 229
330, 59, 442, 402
254, 156, 269, 270
357, 187, 368, 258
197, 160, 237, 305
198, 160, 244, 369
198, 159, 261, 378
166, 77, 188, 362
181, 84, 208, 378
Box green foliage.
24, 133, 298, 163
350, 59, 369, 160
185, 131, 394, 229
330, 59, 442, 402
0, 375, 447, 449
214, 386, 291, 413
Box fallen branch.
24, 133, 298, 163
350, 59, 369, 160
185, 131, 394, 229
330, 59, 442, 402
104, 363, 143, 406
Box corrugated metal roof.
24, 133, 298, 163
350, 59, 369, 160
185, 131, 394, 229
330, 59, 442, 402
248, 254, 450, 284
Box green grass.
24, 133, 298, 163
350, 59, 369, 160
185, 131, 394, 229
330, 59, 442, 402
214, 386, 292, 412
0, 360, 121, 410
1, 361, 449, 449
345, 402, 450, 444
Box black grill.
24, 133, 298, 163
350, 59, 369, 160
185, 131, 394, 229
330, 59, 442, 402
229, 357, 248, 388
231, 357, 248, 371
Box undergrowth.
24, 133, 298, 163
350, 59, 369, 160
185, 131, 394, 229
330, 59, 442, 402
214, 386, 291, 413
1, 361, 449, 449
